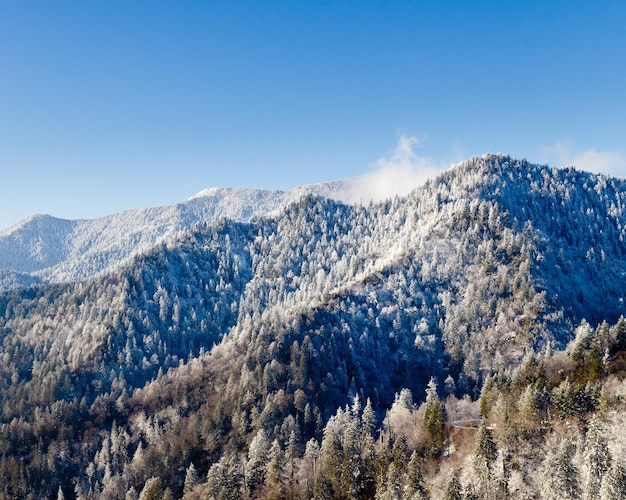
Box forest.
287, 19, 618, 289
1, 155, 626, 498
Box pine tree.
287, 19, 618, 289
405, 451, 428, 499
138, 477, 162, 500
125, 487, 139, 500
266, 439, 286, 500
374, 462, 402, 500
600, 459, 626, 500
304, 439, 321, 498
583, 416, 611, 500
246, 429, 270, 492
517, 384, 537, 426
541, 438, 580, 500
183, 462, 199, 496
553, 377, 575, 420
613, 315, 626, 353
444, 469, 463, 500
473, 420, 498, 498
423, 378, 446, 457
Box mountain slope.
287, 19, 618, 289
1, 155, 626, 498
0, 181, 350, 288
2, 155, 624, 414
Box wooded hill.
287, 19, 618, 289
1, 154, 626, 498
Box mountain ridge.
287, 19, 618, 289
2, 154, 626, 497
0, 179, 353, 288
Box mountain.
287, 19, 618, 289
0, 181, 351, 289
1, 154, 626, 499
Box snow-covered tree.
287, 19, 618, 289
138, 477, 162, 500
183, 462, 199, 496
600, 459, 626, 500
583, 416, 611, 499
541, 438, 580, 500
517, 384, 538, 425
375, 462, 402, 500
472, 420, 498, 498
444, 469, 463, 500
246, 429, 270, 491
405, 451, 428, 499
423, 378, 446, 456
266, 439, 286, 500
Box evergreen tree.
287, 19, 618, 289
125, 487, 139, 500
374, 462, 402, 500
362, 398, 376, 438
478, 375, 493, 418
138, 477, 162, 500
320, 413, 343, 497
313, 473, 333, 500
571, 320, 594, 362
613, 315, 626, 353
304, 439, 321, 498
597, 386, 610, 421
473, 420, 498, 498
206, 457, 244, 500
405, 451, 428, 499
391, 434, 407, 469
444, 375, 456, 397
600, 459, 626, 500
553, 377, 575, 420
285, 430, 297, 498
361, 405, 377, 499
266, 439, 286, 500
340, 406, 362, 498
541, 439, 580, 500
423, 378, 446, 457
246, 429, 270, 492
583, 416, 611, 500
183, 462, 199, 496
517, 384, 538, 426
444, 469, 463, 500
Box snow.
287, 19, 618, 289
0, 180, 354, 288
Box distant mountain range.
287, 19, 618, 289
0, 180, 352, 288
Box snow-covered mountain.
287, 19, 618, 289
0, 180, 351, 288
3, 154, 626, 498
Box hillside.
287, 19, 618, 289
1, 154, 626, 498
0, 181, 350, 288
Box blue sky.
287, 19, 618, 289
1, 1, 625, 229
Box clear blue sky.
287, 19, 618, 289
1, 1, 625, 229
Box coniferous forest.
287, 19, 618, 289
2, 155, 626, 498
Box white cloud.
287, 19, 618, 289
338, 134, 449, 204
544, 140, 626, 178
